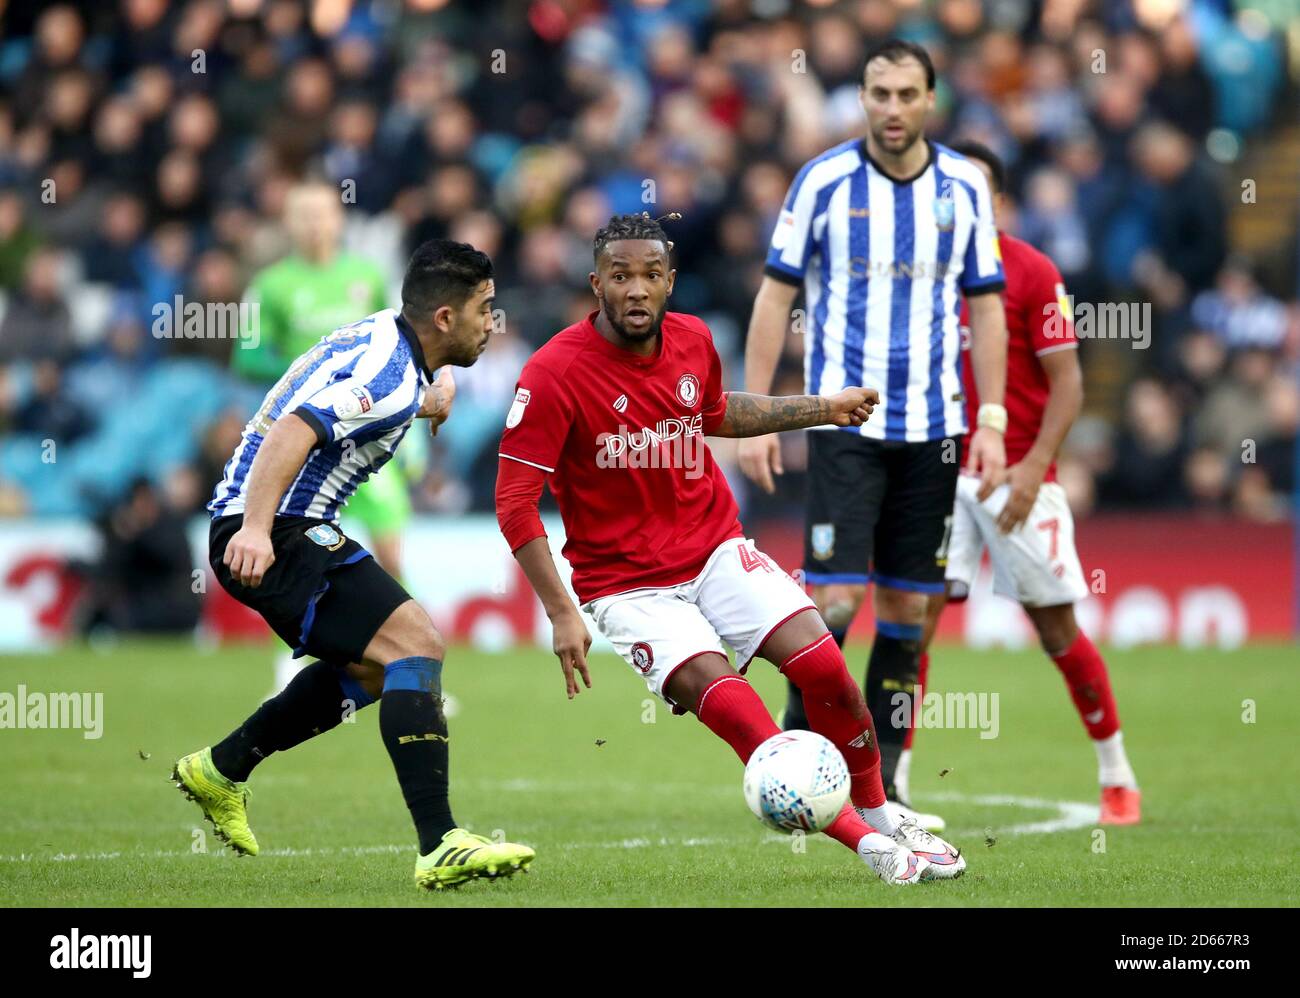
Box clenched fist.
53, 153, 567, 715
827, 387, 879, 427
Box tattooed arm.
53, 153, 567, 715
713, 387, 879, 438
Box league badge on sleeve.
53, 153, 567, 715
1055, 283, 1073, 322
506, 388, 530, 428
324, 384, 372, 420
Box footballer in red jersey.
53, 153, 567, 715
496, 213, 966, 885
909, 143, 1140, 826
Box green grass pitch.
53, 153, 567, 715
2, 640, 1296, 907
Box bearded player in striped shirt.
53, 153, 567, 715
172, 240, 536, 890
740, 39, 1010, 831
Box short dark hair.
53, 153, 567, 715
593, 212, 670, 265
862, 39, 935, 91
949, 139, 1005, 193
401, 239, 493, 319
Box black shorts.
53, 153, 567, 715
210, 514, 411, 663
803, 431, 959, 593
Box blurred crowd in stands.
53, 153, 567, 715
0, 0, 1296, 531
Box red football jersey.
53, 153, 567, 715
959, 233, 1077, 479
499, 310, 743, 603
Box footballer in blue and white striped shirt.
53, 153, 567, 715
740, 40, 1010, 831
180, 240, 537, 889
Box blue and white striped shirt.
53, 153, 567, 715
209, 308, 431, 522
765, 140, 1005, 442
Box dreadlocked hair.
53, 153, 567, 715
592, 211, 682, 263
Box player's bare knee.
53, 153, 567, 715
423, 623, 448, 663
388, 600, 445, 661
921, 592, 948, 650
365, 600, 446, 666
756, 606, 826, 666
667, 653, 734, 714
874, 585, 926, 625
814, 584, 865, 630
1028, 604, 1077, 656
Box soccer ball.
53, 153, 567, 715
743, 731, 850, 833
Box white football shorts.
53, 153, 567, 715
945, 474, 1089, 608
582, 537, 816, 709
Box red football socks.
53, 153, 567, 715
823, 802, 877, 850
780, 633, 887, 810
694, 671, 879, 850
1050, 630, 1121, 740
695, 675, 780, 762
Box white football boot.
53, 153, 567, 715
889, 797, 947, 834
891, 815, 965, 880
857, 831, 930, 886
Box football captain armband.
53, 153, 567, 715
976, 403, 1008, 434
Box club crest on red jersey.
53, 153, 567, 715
630, 641, 654, 673
675, 373, 699, 408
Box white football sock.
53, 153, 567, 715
895, 748, 912, 803
858, 804, 899, 836
1094, 731, 1138, 789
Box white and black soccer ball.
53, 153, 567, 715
742, 730, 850, 833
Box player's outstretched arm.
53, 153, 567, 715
224, 413, 318, 588
965, 291, 1009, 500
512, 538, 592, 699
712, 387, 879, 438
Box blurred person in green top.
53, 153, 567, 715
235, 180, 428, 694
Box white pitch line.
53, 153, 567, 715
925, 791, 1099, 835
0, 793, 1097, 864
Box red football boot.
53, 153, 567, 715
1099, 785, 1141, 825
